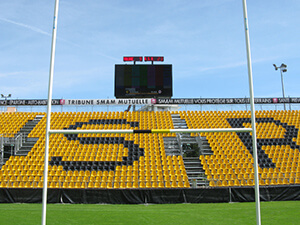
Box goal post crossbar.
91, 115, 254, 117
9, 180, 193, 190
49, 127, 252, 134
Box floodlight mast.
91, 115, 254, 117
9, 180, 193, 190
42, 0, 59, 225
273, 63, 287, 110
0, 94, 12, 100
242, 1, 261, 225
1, 94, 12, 111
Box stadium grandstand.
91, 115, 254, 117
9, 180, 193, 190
1, 53, 300, 203
0, 106, 299, 203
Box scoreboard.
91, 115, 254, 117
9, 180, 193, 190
114, 64, 172, 98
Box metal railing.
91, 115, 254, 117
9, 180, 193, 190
14, 133, 24, 155
176, 133, 183, 155
0, 133, 24, 166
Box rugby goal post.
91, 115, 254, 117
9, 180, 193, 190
42, 1, 261, 225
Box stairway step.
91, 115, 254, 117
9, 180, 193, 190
184, 161, 201, 165
188, 175, 207, 178
20, 142, 35, 146
184, 160, 201, 163
185, 166, 202, 170
183, 157, 199, 159
15, 152, 29, 156
184, 163, 201, 166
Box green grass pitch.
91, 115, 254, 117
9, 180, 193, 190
0, 201, 299, 225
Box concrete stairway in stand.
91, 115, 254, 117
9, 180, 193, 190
14, 115, 44, 156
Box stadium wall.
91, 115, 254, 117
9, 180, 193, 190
0, 186, 299, 204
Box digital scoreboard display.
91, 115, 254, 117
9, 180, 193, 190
144, 56, 164, 62
115, 64, 172, 98
123, 56, 143, 62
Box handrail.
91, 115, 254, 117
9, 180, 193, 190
176, 133, 183, 155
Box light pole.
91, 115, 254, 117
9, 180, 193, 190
1, 94, 12, 111
273, 63, 287, 110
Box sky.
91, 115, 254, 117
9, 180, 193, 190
0, 0, 299, 101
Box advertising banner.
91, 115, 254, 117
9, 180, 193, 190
61, 99, 155, 105
155, 97, 300, 105
0, 99, 61, 106
1, 98, 299, 106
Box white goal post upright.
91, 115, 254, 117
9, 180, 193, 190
42, 0, 59, 225
42, 0, 261, 225
242, 1, 261, 225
